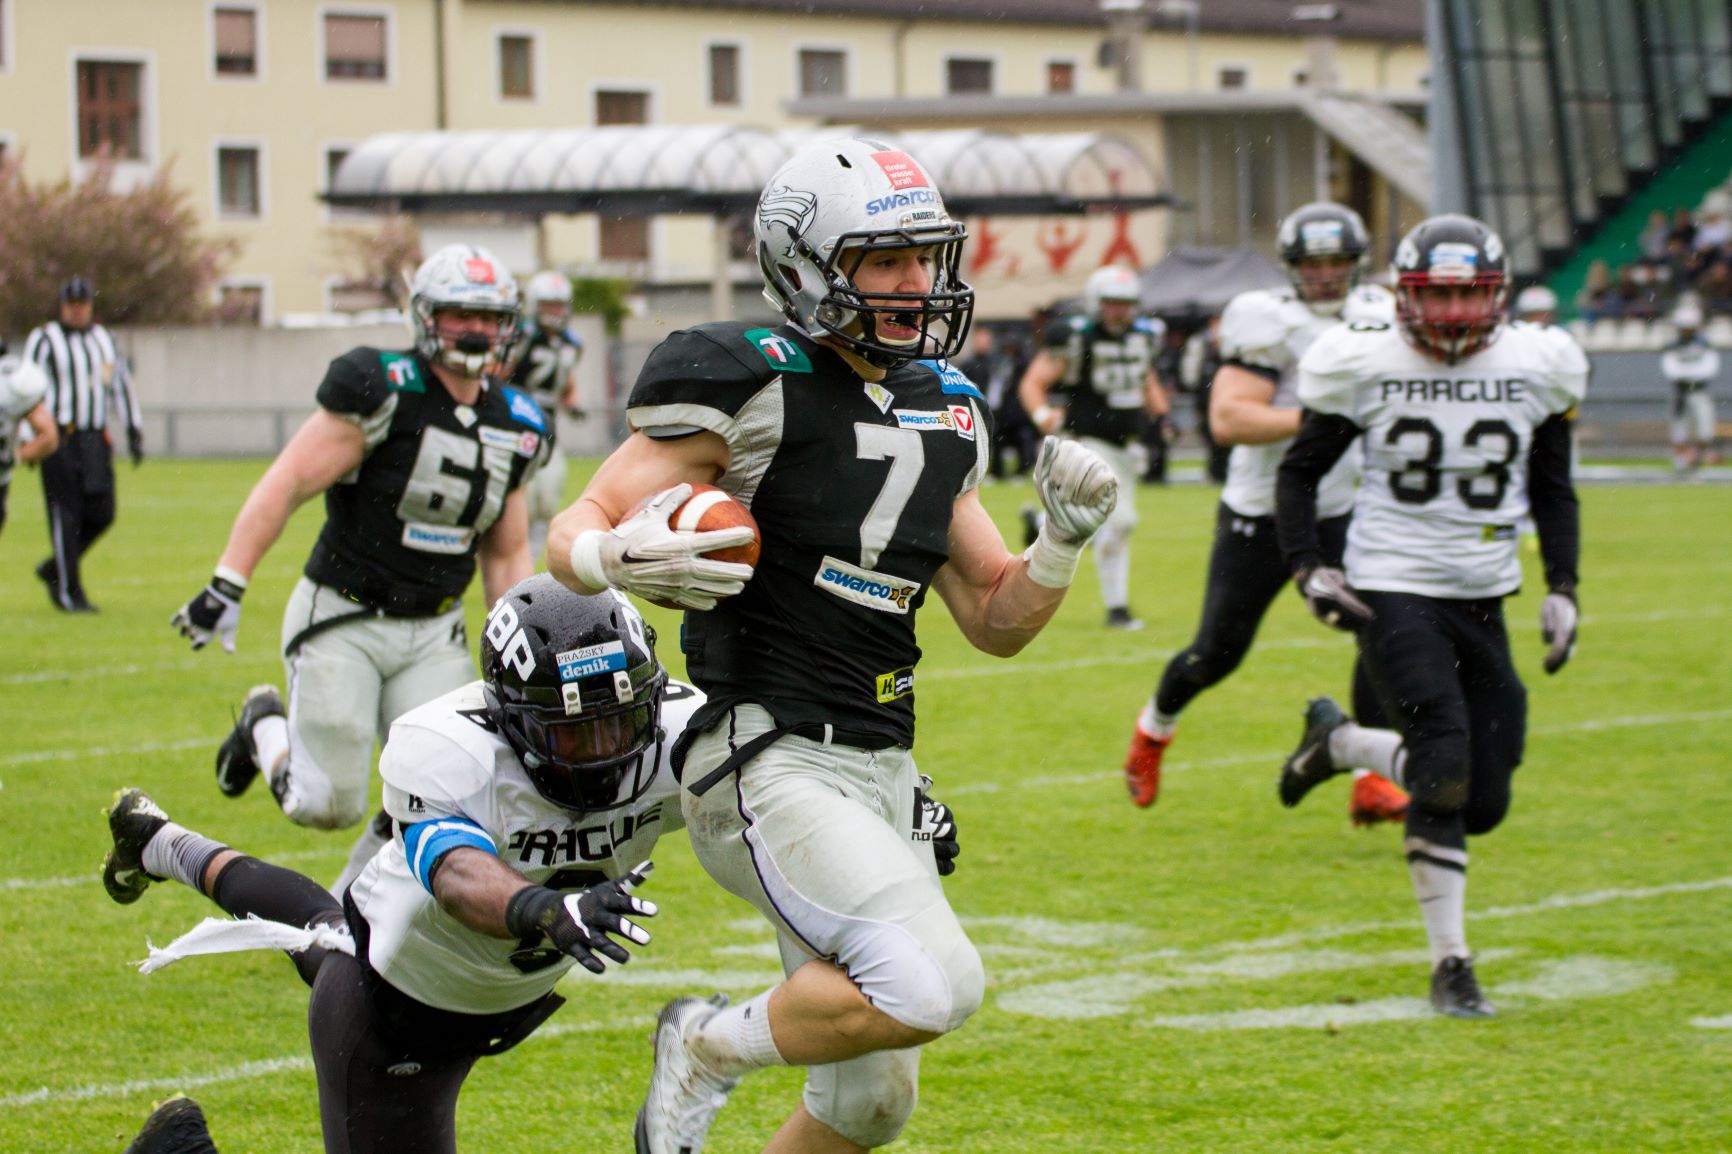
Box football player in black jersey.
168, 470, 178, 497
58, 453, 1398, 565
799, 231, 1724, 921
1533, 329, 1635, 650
547, 138, 1119, 1154
509, 269, 586, 560
171, 244, 539, 841
1019, 264, 1169, 629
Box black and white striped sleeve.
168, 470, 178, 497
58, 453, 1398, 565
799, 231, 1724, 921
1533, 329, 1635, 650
98, 327, 142, 433
20, 326, 66, 426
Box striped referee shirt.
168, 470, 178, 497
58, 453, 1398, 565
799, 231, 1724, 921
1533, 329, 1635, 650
20, 321, 142, 434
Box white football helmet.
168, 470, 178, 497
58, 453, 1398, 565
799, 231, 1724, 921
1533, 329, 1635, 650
1514, 285, 1558, 318
0, 355, 50, 420
755, 137, 973, 367
1674, 301, 1704, 331
409, 244, 521, 377
525, 270, 573, 330
1085, 265, 1142, 316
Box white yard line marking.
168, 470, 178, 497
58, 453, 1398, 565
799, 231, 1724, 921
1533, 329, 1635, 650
1, 850, 340, 894
0, 737, 211, 768
0, 1057, 312, 1109
1, 657, 272, 686
1691, 1014, 1732, 1029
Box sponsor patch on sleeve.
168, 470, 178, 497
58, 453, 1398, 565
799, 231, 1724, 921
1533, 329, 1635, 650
745, 328, 814, 373
379, 352, 425, 394
916, 358, 985, 400
504, 386, 547, 431
557, 640, 628, 681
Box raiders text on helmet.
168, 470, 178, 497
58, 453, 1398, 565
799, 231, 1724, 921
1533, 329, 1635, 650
409, 244, 521, 377
755, 137, 974, 368
1393, 214, 1510, 364
480, 575, 667, 811
1276, 202, 1370, 315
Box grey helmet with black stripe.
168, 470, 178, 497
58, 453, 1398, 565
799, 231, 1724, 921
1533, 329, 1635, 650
480, 575, 667, 811
754, 137, 974, 368
1276, 202, 1370, 316
408, 243, 521, 377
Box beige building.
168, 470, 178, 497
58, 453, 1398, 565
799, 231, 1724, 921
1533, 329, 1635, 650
0, 0, 1425, 324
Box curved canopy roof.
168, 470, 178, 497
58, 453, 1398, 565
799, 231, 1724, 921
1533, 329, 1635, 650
325, 125, 1169, 216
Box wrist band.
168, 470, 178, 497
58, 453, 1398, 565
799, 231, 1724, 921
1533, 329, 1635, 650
1023, 530, 1084, 589
569, 529, 609, 591
213, 564, 249, 595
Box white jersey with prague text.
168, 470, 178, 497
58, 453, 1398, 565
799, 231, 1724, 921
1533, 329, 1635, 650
349, 678, 702, 1015
1217, 284, 1392, 518
1298, 319, 1587, 599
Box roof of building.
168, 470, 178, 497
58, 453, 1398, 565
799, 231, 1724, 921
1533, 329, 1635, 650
540, 0, 1424, 39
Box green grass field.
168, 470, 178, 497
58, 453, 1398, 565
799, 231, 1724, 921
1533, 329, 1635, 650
2, 460, 1729, 1153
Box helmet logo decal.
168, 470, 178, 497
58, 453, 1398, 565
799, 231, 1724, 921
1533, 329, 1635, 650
463, 257, 497, 284
759, 185, 818, 253
1427, 242, 1481, 282
1298, 219, 1345, 253
483, 603, 535, 680
556, 640, 627, 681
871, 151, 928, 189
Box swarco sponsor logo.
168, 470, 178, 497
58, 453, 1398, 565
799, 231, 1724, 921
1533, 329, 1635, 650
893, 407, 975, 440
875, 666, 915, 703
401, 522, 475, 554
557, 640, 627, 681
814, 555, 920, 614
865, 188, 938, 216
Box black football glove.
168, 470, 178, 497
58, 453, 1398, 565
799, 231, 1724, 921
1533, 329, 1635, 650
170, 571, 246, 653
1295, 566, 1374, 632
916, 776, 960, 877
127, 427, 145, 467
503, 862, 656, 974
1540, 589, 1578, 675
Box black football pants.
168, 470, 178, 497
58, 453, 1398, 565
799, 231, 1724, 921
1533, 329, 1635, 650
1353, 591, 1527, 851
1155, 506, 1381, 723
39, 429, 115, 606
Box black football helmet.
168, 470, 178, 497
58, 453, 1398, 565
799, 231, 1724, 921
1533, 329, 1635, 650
1393, 214, 1510, 364
1276, 202, 1370, 314
480, 575, 667, 811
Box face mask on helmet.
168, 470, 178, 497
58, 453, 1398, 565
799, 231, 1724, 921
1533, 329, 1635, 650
1393, 216, 1510, 364
410, 245, 521, 378
481, 579, 667, 811
756, 139, 976, 369
1278, 203, 1369, 316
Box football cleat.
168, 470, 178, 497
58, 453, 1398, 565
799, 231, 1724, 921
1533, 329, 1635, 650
215, 685, 284, 798
1123, 724, 1171, 808
102, 787, 169, 905
634, 994, 740, 1154
123, 1095, 220, 1154
1430, 956, 1497, 1019
1105, 607, 1145, 631
1349, 772, 1410, 827
1277, 696, 1351, 808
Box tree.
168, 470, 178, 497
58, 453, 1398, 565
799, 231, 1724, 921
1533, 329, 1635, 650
0, 153, 239, 339
324, 215, 422, 311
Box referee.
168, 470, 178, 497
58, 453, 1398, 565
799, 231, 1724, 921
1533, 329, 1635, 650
22, 276, 144, 612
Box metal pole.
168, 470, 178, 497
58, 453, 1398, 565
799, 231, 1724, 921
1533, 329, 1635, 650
1428, 0, 1471, 214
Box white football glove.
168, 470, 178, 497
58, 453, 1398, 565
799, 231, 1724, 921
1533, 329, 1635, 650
170, 568, 246, 653
1540, 590, 1578, 675
569, 483, 755, 611
1296, 566, 1374, 632
1032, 437, 1117, 545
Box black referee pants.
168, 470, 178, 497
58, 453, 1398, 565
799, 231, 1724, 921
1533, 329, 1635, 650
38, 429, 115, 608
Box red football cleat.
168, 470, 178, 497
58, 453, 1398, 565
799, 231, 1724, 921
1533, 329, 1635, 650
1350, 772, 1409, 827
1124, 726, 1172, 808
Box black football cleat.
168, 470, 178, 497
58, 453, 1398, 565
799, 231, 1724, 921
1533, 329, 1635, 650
1431, 956, 1497, 1019
1278, 696, 1351, 808
123, 1095, 220, 1154
102, 788, 169, 905
215, 685, 284, 798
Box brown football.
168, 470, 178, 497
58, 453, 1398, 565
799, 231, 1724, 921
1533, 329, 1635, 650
625, 482, 761, 573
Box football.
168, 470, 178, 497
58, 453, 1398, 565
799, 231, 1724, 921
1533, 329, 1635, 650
663, 482, 761, 568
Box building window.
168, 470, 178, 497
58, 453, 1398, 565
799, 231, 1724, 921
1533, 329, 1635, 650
1048, 60, 1076, 94
798, 49, 846, 98
218, 146, 261, 217
595, 89, 648, 125
76, 60, 143, 160
217, 282, 264, 325
329, 278, 394, 313
325, 13, 386, 81
600, 216, 649, 261
709, 43, 740, 106
1217, 65, 1248, 90
214, 7, 257, 76
946, 58, 993, 96
499, 34, 532, 99
324, 146, 370, 218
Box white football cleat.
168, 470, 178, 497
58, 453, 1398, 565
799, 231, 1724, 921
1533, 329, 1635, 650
634, 994, 740, 1154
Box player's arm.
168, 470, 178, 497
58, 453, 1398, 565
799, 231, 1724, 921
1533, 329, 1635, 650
1276, 410, 1372, 631
1018, 351, 1067, 435
1143, 365, 1171, 417
18, 403, 58, 463
478, 487, 533, 607
1210, 365, 1298, 445
1529, 412, 1581, 674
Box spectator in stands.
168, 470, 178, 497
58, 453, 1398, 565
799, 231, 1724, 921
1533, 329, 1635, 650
1694, 202, 1732, 252
1670, 206, 1697, 249
1577, 259, 1618, 321
1615, 263, 1662, 320
1640, 209, 1673, 263
1697, 261, 1732, 315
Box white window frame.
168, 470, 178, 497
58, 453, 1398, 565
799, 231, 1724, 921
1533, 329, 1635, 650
320, 140, 373, 222
68, 49, 158, 179
704, 38, 746, 109
316, 5, 395, 87
793, 43, 850, 100
1215, 62, 1252, 90
942, 53, 998, 97
1044, 55, 1079, 95
212, 137, 268, 222
493, 26, 541, 104
215, 275, 272, 325
208, 1, 266, 83
588, 82, 657, 127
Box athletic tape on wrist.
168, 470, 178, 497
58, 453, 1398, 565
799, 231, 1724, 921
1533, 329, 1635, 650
569, 529, 610, 592
1023, 530, 1084, 589
213, 564, 248, 594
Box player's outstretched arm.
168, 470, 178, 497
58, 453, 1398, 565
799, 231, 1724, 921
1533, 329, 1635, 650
432, 846, 656, 974
478, 487, 533, 608
1209, 364, 1298, 446
18, 403, 58, 463
170, 411, 364, 653
1018, 351, 1066, 435
934, 437, 1116, 656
